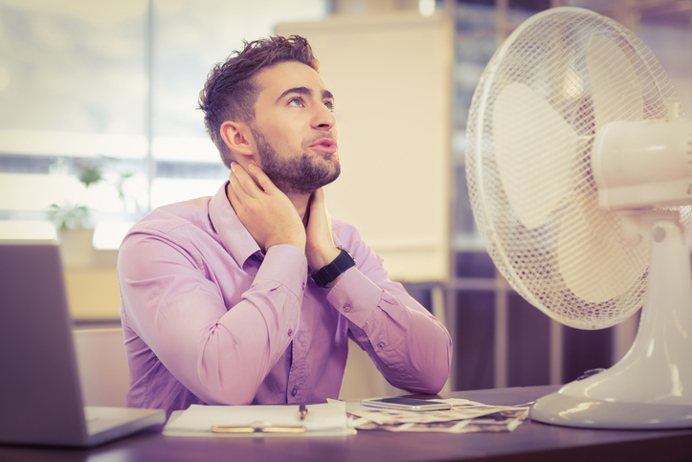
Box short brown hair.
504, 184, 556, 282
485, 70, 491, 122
198, 35, 319, 168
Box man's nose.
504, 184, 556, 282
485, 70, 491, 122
312, 104, 336, 130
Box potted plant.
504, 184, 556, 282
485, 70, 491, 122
47, 164, 103, 267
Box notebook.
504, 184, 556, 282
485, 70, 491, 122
163, 400, 355, 438
0, 240, 166, 447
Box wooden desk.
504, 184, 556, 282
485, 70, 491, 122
1, 385, 691, 462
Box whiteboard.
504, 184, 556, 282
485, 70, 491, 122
276, 12, 452, 282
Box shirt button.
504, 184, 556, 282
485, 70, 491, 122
287, 329, 293, 337
377, 342, 385, 350
291, 387, 298, 397
343, 304, 352, 313
302, 282, 306, 291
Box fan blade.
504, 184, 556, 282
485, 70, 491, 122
557, 187, 649, 305
585, 35, 644, 131
558, 35, 648, 306
494, 82, 578, 229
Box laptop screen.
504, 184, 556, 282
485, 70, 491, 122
0, 241, 89, 446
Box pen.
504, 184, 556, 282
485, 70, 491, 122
299, 404, 308, 421
211, 425, 305, 434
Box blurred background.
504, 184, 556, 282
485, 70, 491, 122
0, 0, 690, 396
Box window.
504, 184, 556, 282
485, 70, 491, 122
0, 0, 326, 249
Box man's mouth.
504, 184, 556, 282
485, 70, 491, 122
309, 138, 338, 154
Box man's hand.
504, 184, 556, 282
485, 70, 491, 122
227, 162, 306, 253
305, 188, 340, 271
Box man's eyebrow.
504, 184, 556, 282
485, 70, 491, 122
276, 86, 311, 103
276, 87, 334, 103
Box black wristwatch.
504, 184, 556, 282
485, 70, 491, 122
311, 246, 356, 288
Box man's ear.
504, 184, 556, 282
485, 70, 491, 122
220, 121, 254, 157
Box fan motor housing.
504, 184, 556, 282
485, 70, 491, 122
593, 118, 692, 210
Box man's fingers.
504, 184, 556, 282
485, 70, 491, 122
247, 163, 278, 194
226, 162, 306, 253
230, 162, 262, 198
228, 170, 252, 207
310, 188, 326, 210
309, 188, 331, 224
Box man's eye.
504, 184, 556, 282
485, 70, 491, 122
324, 101, 335, 112
289, 98, 304, 107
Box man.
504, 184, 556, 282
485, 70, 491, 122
118, 35, 452, 410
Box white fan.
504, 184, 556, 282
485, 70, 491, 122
466, 6, 692, 429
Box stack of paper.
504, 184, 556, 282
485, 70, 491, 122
347, 398, 531, 433
163, 400, 355, 438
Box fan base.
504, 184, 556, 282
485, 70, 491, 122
530, 392, 692, 429
530, 217, 692, 430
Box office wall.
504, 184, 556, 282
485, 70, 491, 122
276, 12, 453, 283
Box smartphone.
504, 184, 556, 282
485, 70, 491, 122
360, 397, 452, 411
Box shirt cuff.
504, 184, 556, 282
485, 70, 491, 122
325, 268, 382, 327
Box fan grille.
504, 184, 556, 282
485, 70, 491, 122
466, 7, 687, 329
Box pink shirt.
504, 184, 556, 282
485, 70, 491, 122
118, 184, 452, 410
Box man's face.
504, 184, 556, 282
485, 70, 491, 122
250, 61, 340, 196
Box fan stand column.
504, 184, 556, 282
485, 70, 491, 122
531, 212, 692, 429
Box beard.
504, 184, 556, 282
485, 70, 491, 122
251, 127, 341, 196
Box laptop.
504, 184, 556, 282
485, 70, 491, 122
0, 240, 166, 447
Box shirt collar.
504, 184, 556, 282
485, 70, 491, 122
209, 182, 344, 268
209, 181, 262, 268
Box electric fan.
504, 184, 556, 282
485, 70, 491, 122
466, 6, 692, 429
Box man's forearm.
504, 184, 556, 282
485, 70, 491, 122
326, 268, 452, 394
120, 236, 307, 406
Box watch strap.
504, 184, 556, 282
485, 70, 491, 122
311, 246, 355, 288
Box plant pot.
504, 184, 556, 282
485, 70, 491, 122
58, 228, 95, 268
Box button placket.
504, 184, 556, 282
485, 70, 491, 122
286, 328, 307, 403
